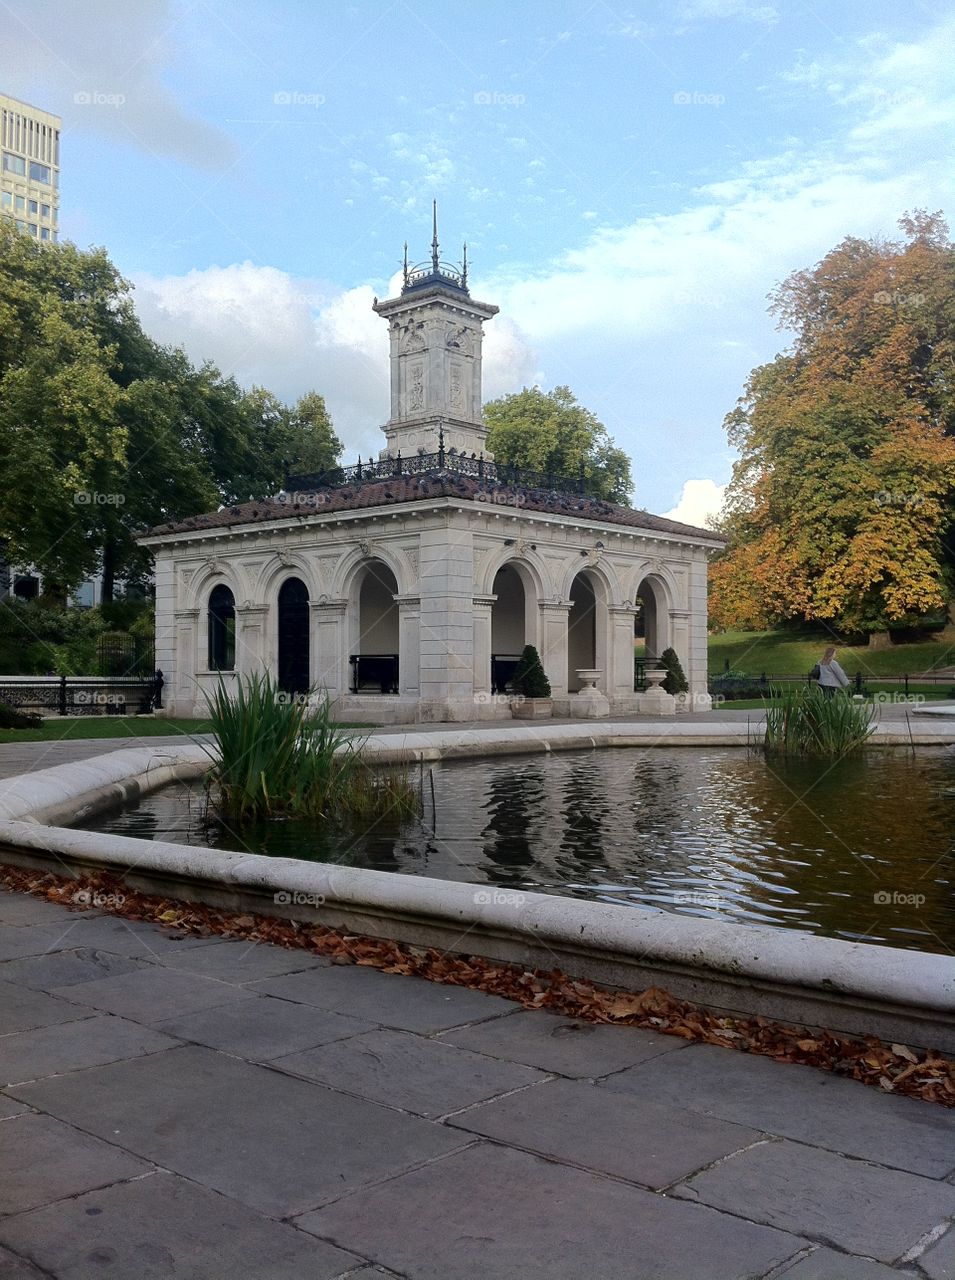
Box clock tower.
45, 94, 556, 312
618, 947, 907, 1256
373, 203, 499, 459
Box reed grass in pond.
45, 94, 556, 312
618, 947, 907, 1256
81, 746, 955, 955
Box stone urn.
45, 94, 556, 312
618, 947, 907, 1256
636, 663, 676, 716
571, 668, 610, 719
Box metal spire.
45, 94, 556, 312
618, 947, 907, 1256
402, 241, 409, 287
431, 199, 440, 273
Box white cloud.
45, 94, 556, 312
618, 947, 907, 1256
133, 263, 539, 459
2, 0, 234, 168
663, 479, 726, 528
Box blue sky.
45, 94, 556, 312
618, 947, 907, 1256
5, 0, 954, 521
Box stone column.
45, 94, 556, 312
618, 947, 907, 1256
311, 597, 348, 698
396, 595, 421, 698
538, 600, 571, 704
173, 608, 199, 716
235, 604, 269, 675
472, 595, 495, 696
417, 521, 475, 721
685, 557, 713, 711
608, 603, 640, 712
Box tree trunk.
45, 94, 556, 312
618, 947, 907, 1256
101, 540, 115, 605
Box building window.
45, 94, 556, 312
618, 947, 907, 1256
208, 585, 236, 671
14, 195, 24, 212
40, 227, 49, 241
28, 199, 37, 214
1, 192, 10, 208
14, 219, 25, 232
3, 152, 26, 176
40, 203, 50, 218
28, 160, 51, 184
28, 223, 37, 236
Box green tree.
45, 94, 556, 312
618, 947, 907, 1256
484, 385, 633, 504
0, 226, 343, 599
710, 212, 955, 634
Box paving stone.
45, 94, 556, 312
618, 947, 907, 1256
600, 1042, 955, 1177
0, 1243, 48, 1279
298, 1142, 806, 1280
774, 1247, 907, 1278
0, 1015, 178, 1086
0, 891, 81, 928
160, 938, 329, 981
252, 964, 519, 1032
0, 980, 91, 1034
0, 922, 85, 962
920, 1223, 955, 1280
0, 1171, 357, 1280
50, 966, 258, 1022
10, 1044, 466, 1218
331, 1270, 402, 1279
449, 1076, 760, 1188
0, 947, 148, 991
441, 1008, 689, 1077
674, 1139, 955, 1262
156, 995, 374, 1060
275, 1028, 544, 1118
54, 914, 225, 959
0, 1113, 150, 1214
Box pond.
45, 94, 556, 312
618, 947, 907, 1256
79, 746, 955, 955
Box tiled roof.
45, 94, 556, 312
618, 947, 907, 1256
143, 472, 726, 543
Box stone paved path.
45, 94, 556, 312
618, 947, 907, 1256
1, 892, 954, 1278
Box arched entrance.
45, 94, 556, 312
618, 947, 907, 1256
567, 572, 597, 691
352, 560, 400, 693
207, 584, 236, 672
277, 577, 310, 694
490, 563, 527, 693
636, 576, 669, 662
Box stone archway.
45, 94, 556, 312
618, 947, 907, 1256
351, 560, 400, 693
636, 575, 670, 662
567, 571, 599, 692
490, 563, 535, 692
277, 577, 310, 694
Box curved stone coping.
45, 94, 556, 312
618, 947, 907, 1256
0, 745, 952, 1049
358, 717, 955, 762
0, 744, 210, 828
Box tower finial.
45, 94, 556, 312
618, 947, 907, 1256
402, 241, 409, 287
431, 199, 439, 273
462, 241, 468, 288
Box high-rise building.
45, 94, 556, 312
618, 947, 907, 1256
0, 92, 60, 243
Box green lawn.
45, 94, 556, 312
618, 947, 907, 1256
708, 630, 955, 678
0, 717, 213, 745
0, 715, 375, 744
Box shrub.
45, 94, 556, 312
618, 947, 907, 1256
204, 673, 419, 824
0, 701, 41, 730
512, 645, 552, 698
660, 647, 689, 695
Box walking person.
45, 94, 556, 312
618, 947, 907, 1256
812, 646, 850, 697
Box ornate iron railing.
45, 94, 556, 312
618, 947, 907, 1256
0, 674, 163, 716
286, 438, 590, 498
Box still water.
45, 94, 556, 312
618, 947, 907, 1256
81, 747, 955, 954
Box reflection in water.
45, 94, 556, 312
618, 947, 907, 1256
80, 747, 955, 955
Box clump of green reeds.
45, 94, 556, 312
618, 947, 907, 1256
203, 673, 418, 823
763, 683, 875, 758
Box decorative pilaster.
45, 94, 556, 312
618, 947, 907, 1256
311, 597, 348, 697
472, 594, 496, 695
538, 600, 572, 697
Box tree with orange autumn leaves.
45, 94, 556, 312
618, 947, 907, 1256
710, 212, 955, 634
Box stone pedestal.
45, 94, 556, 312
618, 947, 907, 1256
636, 664, 676, 716
570, 668, 610, 719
